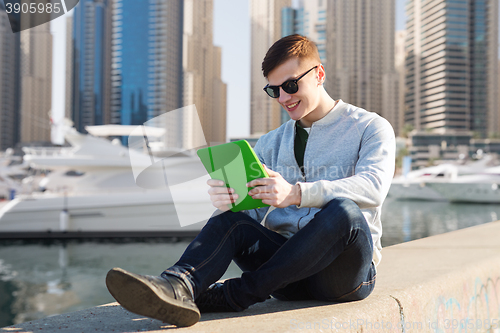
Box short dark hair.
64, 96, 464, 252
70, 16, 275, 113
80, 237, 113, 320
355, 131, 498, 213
261, 34, 321, 78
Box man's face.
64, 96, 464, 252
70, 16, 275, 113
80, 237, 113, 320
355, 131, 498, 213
266, 58, 321, 124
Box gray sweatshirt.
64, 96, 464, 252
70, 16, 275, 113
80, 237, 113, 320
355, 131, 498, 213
244, 99, 395, 266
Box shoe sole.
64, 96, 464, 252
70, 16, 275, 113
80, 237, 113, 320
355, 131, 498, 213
105, 268, 200, 327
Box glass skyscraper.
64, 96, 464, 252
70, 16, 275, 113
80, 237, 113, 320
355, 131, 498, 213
281, 7, 304, 37
404, 0, 498, 137
0, 1, 21, 150
111, 0, 183, 127
470, 0, 489, 134
111, 0, 149, 126
72, 0, 111, 133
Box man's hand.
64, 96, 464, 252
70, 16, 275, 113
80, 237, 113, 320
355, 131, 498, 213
247, 165, 301, 208
207, 179, 238, 211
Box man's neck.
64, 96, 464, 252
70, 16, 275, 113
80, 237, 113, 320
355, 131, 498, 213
299, 98, 338, 128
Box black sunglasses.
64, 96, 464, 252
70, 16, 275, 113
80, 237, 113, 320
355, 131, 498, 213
263, 66, 318, 98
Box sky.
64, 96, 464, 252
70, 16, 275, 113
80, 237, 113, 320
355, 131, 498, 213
212, 0, 251, 139
50, 0, 407, 142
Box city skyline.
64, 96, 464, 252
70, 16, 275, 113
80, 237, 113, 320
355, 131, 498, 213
8, 0, 500, 146
39, 0, 494, 145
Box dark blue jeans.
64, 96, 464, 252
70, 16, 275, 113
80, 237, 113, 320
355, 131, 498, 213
163, 197, 376, 311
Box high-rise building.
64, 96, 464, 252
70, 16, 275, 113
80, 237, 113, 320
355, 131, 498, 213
72, 0, 112, 133
404, 0, 499, 138
183, 0, 227, 145
110, 0, 183, 127
296, 0, 327, 62
0, 2, 21, 150
19, 22, 52, 143
281, 7, 304, 37
324, 0, 398, 127
250, 0, 291, 135
394, 30, 407, 137
65, 15, 73, 121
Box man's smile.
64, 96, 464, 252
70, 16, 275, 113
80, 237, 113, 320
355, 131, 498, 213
285, 101, 300, 111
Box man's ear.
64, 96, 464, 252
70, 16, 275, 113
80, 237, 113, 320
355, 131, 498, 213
317, 64, 326, 85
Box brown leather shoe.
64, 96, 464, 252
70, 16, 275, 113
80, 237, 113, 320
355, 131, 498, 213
105, 267, 200, 327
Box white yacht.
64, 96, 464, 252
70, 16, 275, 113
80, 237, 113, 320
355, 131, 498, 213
389, 156, 496, 201
426, 166, 500, 203
389, 164, 457, 201
0, 126, 213, 238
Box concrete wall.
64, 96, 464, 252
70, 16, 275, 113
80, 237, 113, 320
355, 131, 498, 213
2, 221, 500, 332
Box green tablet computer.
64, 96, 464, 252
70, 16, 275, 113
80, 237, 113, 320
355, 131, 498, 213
197, 140, 269, 212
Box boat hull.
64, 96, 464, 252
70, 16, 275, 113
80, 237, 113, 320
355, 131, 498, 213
388, 182, 446, 201
427, 182, 500, 203
0, 190, 211, 238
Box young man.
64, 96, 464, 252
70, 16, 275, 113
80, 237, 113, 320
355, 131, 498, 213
106, 34, 395, 327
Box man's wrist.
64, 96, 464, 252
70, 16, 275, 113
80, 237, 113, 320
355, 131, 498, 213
294, 184, 302, 206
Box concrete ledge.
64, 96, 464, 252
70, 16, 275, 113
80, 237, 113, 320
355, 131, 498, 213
2, 221, 500, 332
